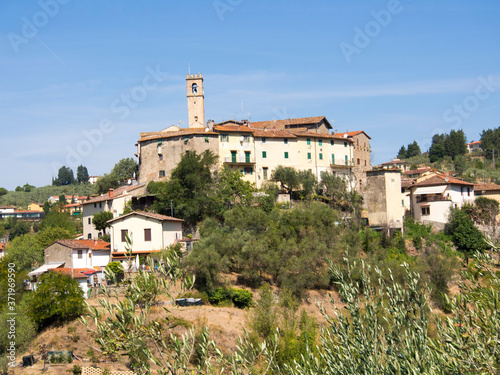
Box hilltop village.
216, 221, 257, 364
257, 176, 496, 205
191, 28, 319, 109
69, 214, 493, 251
0, 74, 498, 374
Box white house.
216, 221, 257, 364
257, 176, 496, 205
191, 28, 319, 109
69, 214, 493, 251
107, 211, 184, 270
82, 183, 146, 240
409, 174, 475, 229
27, 239, 111, 296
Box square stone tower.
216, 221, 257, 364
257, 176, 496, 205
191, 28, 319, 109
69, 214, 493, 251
186, 73, 205, 128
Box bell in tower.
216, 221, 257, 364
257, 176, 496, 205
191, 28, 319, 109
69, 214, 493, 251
186, 73, 205, 129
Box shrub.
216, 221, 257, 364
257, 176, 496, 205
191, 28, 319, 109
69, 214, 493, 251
232, 289, 253, 308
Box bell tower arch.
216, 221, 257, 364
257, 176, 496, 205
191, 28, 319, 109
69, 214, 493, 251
186, 73, 205, 128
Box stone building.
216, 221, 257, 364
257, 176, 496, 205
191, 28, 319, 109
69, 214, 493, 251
136, 73, 372, 190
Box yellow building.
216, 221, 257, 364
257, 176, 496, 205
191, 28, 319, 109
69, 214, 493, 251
137, 74, 365, 190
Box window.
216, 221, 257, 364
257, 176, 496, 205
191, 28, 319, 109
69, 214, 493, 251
192, 83, 198, 94
121, 229, 128, 242
357, 139, 359, 146
242, 135, 249, 142
344, 142, 347, 148
78, 250, 83, 259
157, 141, 162, 146
262, 137, 267, 144
243, 167, 253, 175
87, 233, 92, 239
284, 138, 288, 145
318, 140, 322, 147
263, 167, 268, 180
319, 153, 323, 160
332, 154, 335, 164
205, 136, 209, 143
345, 155, 348, 165
183, 135, 189, 144
144, 228, 151, 242
94, 203, 97, 208
307, 138, 311, 146
220, 134, 228, 142
467, 187, 470, 196
284, 151, 289, 159
331, 140, 334, 146
99, 202, 102, 208
421, 206, 430, 216
357, 158, 360, 165
245, 151, 251, 163
159, 154, 163, 161
231, 151, 237, 163
262, 151, 267, 158
365, 160, 367, 166
159, 170, 165, 178
307, 152, 311, 160
88, 217, 91, 224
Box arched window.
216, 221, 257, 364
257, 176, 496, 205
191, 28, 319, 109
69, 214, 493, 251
192, 83, 198, 94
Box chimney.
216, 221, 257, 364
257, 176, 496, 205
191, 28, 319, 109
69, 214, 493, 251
109, 188, 114, 198
242, 119, 249, 126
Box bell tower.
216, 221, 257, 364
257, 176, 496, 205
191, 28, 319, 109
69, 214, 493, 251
186, 73, 205, 128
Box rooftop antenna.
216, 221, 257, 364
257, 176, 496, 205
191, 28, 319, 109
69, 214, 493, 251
188, 63, 190, 75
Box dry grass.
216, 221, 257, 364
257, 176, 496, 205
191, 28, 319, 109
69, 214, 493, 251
10, 277, 343, 374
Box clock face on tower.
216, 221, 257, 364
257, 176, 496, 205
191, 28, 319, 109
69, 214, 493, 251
192, 83, 198, 94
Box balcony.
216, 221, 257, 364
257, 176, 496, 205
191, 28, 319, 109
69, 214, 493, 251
224, 156, 255, 166
416, 194, 451, 203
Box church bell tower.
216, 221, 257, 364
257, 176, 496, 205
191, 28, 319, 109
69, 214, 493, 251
186, 73, 205, 128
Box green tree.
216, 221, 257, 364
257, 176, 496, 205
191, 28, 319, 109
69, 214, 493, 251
446, 208, 488, 261
53, 166, 75, 186
298, 169, 317, 199
429, 143, 445, 163
0, 300, 36, 356
92, 211, 113, 235
14, 186, 23, 192
0, 187, 7, 196
453, 154, 466, 176
95, 158, 138, 194
397, 145, 407, 159
152, 150, 218, 229
76, 165, 89, 184
40, 211, 77, 234
7, 220, 31, 241
22, 183, 35, 192
28, 271, 85, 329
272, 166, 299, 194
406, 140, 421, 158
35, 226, 73, 249
4, 234, 43, 272
480, 127, 500, 160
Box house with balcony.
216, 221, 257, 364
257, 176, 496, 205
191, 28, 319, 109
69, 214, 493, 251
82, 183, 147, 240
409, 174, 475, 229
107, 211, 184, 270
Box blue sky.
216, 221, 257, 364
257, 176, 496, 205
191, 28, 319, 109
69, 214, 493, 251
0, 0, 499, 190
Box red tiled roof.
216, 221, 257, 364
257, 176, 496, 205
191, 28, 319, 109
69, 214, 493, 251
107, 210, 184, 223
474, 183, 500, 192
381, 159, 408, 166
213, 124, 254, 133
83, 184, 145, 204
250, 116, 331, 130
54, 267, 96, 279
138, 128, 217, 142
0, 243, 5, 251
55, 239, 111, 251
252, 129, 297, 138
288, 130, 353, 140
334, 130, 372, 140
404, 167, 432, 175
412, 174, 475, 187
467, 140, 481, 146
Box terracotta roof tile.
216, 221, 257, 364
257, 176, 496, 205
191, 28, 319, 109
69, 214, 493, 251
54, 267, 96, 279
213, 124, 254, 132
334, 130, 372, 139
55, 239, 111, 250
139, 128, 217, 142
250, 116, 330, 130
412, 174, 475, 187
107, 210, 184, 223
83, 184, 145, 204
474, 183, 500, 191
